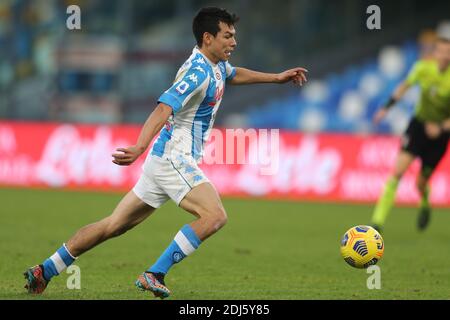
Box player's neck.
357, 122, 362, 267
198, 47, 219, 65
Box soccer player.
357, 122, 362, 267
24, 7, 308, 298
371, 37, 450, 233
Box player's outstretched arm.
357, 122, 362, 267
112, 103, 173, 166
229, 67, 308, 86
373, 81, 411, 125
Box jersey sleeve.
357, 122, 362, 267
158, 66, 209, 114
405, 61, 425, 86
225, 61, 236, 81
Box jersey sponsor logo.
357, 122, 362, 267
215, 85, 224, 101
208, 85, 225, 107
175, 81, 189, 95
187, 73, 199, 85
164, 121, 172, 131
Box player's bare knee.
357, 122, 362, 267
208, 207, 228, 231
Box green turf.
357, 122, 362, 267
1, 187, 450, 300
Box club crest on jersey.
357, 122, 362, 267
216, 72, 221, 80
175, 81, 189, 95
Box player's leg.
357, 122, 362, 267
371, 150, 415, 231
147, 182, 226, 271
65, 191, 155, 256
138, 182, 226, 298
416, 167, 432, 231
24, 190, 155, 294
416, 133, 449, 231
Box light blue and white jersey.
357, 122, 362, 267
148, 46, 236, 163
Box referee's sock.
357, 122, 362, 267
148, 224, 202, 275
420, 186, 430, 209
372, 177, 399, 227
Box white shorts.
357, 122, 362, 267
132, 155, 209, 208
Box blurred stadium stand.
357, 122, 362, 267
1, 0, 450, 133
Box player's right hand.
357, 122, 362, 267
112, 146, 143, 166
372, 108, 388, 125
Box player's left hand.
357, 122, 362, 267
112, 146, 143, 166
276, 67, 308, 86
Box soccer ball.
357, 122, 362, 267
340, 225, 384, 269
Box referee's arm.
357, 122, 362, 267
373, 81, 411, 125
441, 117, 450, 132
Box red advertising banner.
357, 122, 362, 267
1, 121, 450, 206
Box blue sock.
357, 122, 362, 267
42, 243, 77, 281
148, 224, 202, 275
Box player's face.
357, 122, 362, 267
207, 22, 237, 62
434, 41, 450, 70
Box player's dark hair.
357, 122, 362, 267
192, 7, 239, 47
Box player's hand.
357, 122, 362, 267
425, 122, 442, 139
276, 67, 308, 86
112, 145, 144, 166
373, 108, 388, 125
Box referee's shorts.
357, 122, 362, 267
401, 117, 450, 175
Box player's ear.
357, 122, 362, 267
203, 32, 212, 46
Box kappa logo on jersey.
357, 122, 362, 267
187, 73, 198, 85
175, 81, 190, 95
193, 66, 206, 74
194, 57, 206, 64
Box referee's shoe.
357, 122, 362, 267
417, 206, 431, 231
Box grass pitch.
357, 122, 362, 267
1, 187, 450, 300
